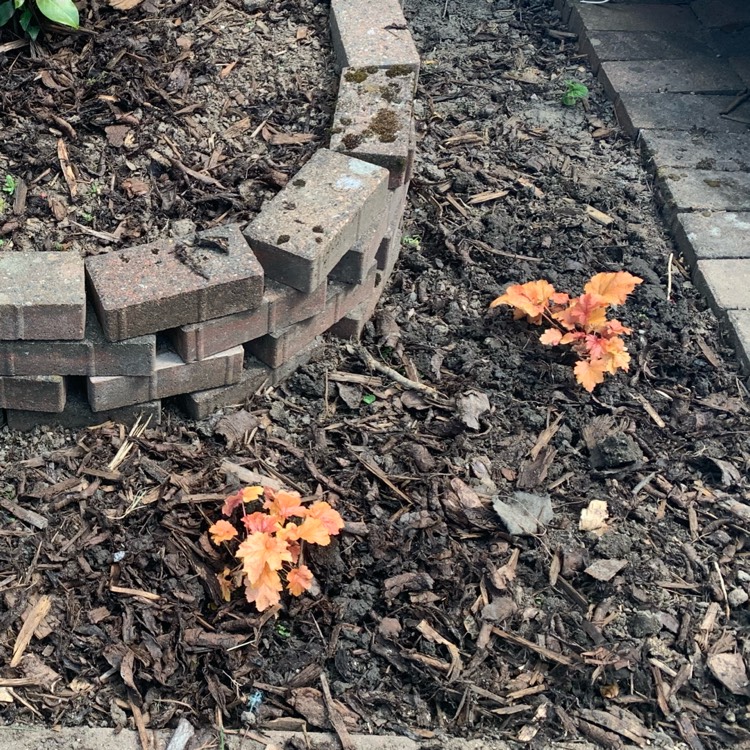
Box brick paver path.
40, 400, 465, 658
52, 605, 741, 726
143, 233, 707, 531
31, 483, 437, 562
558, 0, 750, 372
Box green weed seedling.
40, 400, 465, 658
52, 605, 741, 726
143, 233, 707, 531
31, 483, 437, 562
562, 81, 588, 107
2, 175, 17, 196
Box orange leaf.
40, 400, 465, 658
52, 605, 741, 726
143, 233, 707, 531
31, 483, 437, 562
264, 489, 307, 519
554, 293, 608, 332
574, 359, 607, 392
243, 511, 281, 534
217, 567, 234, 602
208, 519, 238, 545
286, 564, 314, 596
490, 280, 556, 319
295, 517, 331, 546
222, 485, 264, 515
600, 337, 631, 373
539, 328, 563, 346
603, 319, 631, 337
584, 272, 642, 306
244, 565, 283, 611
236, 532, 293, 585
306, 501, 344, 536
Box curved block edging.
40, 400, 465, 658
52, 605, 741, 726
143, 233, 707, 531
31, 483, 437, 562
0, 0, 419, 429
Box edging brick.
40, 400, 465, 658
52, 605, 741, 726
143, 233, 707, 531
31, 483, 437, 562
694, 259, 750, 314
330, 0, 420, 75
86, 225, 264, 342
727, 310, 750, 373
87, 346, 244, 411
0, 376, 66, 412
673, 212, 750, 265
656, 169, 750, 216
244, 149, 389, 293
0, 252, 85, 341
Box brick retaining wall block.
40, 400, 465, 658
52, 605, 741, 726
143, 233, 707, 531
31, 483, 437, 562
87, 346, 244, 411
181, 339, 323, 420
330, 67, 417, 189
86, 225, 264, 342
0, 306, 155, 377
0, 252, 85, 341
247, 268, 377, 368
244, 149, 389, 293
172, 279, 328, 363
6, 391, 161, 432
0, 376, 66, 412
330, 210, 389, 285
330, 0, 420, 76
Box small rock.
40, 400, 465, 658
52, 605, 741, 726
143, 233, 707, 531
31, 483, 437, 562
728, 588, 749, 608
590, 432, 643, 469
629, 610, 662, 637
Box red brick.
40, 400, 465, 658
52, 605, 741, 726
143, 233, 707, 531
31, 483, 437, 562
5, 390, 160, 432
330, 209, 388, 284
0, 252, 85, 341
0, 306, 155, 377
330, 67, 416, 189
247, 268, 377, 368
330, 0, 420, 75
171, 279, 327, 362
244, 149, 389, 293
86, 224, 264, 341
0, 376, 66, 412
180, 340, 323, 420
87, 346, 244, 411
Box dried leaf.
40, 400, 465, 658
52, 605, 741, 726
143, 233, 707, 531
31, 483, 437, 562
579, 500, 609, 535
706, 652, 750, 695
214, 410, 258, 448
585, 559, 627, 582
108, 0, 145, 9
456, 390, 491, 430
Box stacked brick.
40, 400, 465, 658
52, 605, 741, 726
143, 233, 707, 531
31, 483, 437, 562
0, 0, 419, 430
555, 0, 750, 375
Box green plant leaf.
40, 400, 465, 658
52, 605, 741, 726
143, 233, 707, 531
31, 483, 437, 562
35, 0, 79, 27
13, 0, 24, 10
362, 393, 376, 405
0, 1, 15, 24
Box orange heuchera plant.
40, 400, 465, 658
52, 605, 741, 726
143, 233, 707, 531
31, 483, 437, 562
208, 485, 344, 612
490, 272, 643, 392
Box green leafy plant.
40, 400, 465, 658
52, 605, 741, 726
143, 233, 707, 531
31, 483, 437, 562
561, 80, 589, 107
2, 175, 17, 195
0, 0, 79, 40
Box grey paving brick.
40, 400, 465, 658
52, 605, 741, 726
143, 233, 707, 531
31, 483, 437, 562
615, 93, 750, 136
244, 149, 389, 293
0, 252, 85, 341
673, 212, 750, 265
172, 279, 327, 363
708, 27, 750, 57
694, 259, 750, 313
331, 67, 416, 189
580, 30, 714, 73
727, 310, 750, 372
247, 268, 377, 368
640, 130, 750, 172
0, 305, 155, 377
568, 3, 701, 35
729, 57, 750, 87
657, 169, 750, 215
6, 389, 160, 432
0, 376, 66, 412
330, 0, 420, 74
692, 0, 750, 28
599, 58, 742, 98
180, 340, 323, 420
87, 346, 244, 411
329, 210, 388, 284
86, 224, 264, 341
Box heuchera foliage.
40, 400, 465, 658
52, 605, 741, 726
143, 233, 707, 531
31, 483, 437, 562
208, 485, 344, 612
490, 271, 643, 392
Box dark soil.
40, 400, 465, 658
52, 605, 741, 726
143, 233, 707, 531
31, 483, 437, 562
1, 1, 750, 748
